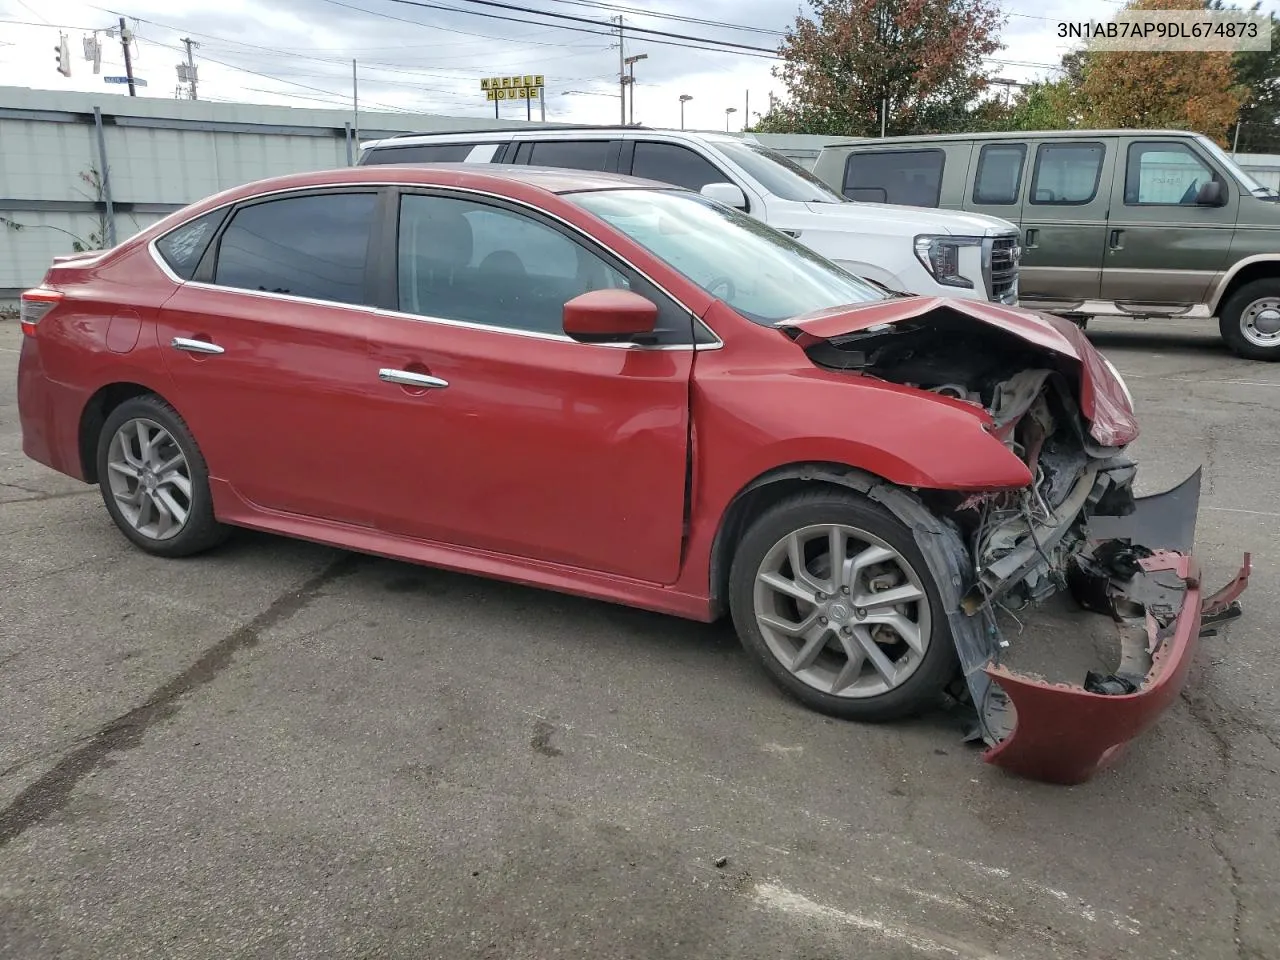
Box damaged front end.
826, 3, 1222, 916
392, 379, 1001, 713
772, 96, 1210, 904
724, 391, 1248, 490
789, 300, 1251, 784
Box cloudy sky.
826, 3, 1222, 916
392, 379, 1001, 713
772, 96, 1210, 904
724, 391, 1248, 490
1, 0, 1276, 130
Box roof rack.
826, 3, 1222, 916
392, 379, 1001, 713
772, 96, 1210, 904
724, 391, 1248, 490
388, 124, 651, 139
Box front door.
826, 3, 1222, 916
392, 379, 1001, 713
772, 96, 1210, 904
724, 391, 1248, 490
155, 189, 382, 526
361, 190, 694, 584
1017, 138, 1116, 306
1099, 137, 1239, 306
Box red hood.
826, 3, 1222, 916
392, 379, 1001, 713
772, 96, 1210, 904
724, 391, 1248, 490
780, 297, 1139, 448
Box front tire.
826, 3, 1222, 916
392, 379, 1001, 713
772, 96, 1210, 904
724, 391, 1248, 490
728, 489, 957, 722
1219, 279, 1280, 360
96, 395, 228, 557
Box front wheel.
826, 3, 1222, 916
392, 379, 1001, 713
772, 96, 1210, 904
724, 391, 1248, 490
1219, 279, 1280, 360
728, 490, 957, 722
96, 395, 229, 557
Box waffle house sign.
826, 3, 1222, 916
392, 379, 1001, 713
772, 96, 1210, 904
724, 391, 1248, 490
482, 75, 545, 101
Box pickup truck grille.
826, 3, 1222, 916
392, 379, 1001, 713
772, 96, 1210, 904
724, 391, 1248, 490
987, 235, 1020, 304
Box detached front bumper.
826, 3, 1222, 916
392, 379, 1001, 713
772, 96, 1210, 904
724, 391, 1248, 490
982, 550, 1250, 784
956, 469, 1251, 785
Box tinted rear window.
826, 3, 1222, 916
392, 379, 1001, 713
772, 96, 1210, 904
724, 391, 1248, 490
843, 150, 945, 207
213, 192, 377, 305
973, 144, 1027, 205
525, 140, 612, 171
362, 143, 476, 164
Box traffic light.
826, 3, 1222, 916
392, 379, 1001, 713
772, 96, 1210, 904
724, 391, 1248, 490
54, 33, 71, 77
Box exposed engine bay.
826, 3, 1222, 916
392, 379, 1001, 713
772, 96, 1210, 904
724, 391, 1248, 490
798, 309, 1251, 783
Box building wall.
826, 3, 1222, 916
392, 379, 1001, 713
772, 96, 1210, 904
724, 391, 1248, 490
0, 85, 570, 297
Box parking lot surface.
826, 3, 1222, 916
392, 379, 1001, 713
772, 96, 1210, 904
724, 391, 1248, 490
1, 317, 1278, 959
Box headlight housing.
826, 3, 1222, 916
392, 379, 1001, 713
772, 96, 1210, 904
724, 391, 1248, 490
913, 235, 980, 289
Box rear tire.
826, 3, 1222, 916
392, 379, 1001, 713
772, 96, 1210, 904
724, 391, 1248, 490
728, 489, 957, 722
96, 395, 228, 557
1219, 279, 1280, 360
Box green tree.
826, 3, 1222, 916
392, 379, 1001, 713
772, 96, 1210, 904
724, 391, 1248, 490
756, 0, 1004, 137
1208, 0, 1280, 150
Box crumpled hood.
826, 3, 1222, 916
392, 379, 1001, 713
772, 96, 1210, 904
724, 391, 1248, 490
803, 201, 1017, 237
781, 296, 1139, 448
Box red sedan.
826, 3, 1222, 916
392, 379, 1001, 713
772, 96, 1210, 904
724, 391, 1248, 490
16, 165, 1249, 783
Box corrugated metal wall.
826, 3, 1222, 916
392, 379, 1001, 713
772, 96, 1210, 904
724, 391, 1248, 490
0, 86, 574, 298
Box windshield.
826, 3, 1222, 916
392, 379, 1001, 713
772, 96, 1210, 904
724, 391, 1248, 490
1196, 135, 1273, 195
569, 189, 886, 324
713, 140, 846, 204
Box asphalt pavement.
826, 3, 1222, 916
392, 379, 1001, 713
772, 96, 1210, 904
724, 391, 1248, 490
1, 316, 1277, 959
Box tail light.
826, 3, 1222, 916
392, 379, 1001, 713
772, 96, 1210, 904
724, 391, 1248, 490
19, 289, 62, 336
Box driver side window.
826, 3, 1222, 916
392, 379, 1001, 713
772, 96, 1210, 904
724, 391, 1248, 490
396, 193, 694, 344
1125, 141, 1218, 205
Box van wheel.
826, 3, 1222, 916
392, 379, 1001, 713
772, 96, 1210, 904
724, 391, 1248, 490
1219, 279, 1280, 360
728, 489, 957, 722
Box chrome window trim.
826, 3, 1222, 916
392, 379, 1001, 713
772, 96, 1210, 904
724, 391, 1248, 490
144, 180, 723, 351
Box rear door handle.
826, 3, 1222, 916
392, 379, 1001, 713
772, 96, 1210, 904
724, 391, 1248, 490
1109, 229, 1125, 250
379, 368, 449, 389
171, 336, 224, 355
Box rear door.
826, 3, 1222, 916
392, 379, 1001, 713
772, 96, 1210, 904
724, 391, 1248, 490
1099, 136, 1238, 306
154, 189, 382, 526
1017, 138, 1116, 304
360, 188, 694, 583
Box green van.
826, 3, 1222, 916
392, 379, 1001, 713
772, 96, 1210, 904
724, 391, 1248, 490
812, 130, 1280, 360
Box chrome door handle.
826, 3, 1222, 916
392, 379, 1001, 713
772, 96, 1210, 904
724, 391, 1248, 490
379, 368, 449, 389
171, 337, 224, 355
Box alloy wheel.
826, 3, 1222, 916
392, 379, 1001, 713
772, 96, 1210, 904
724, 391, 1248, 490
752, 523, 932, 699
105, 417, 194, 541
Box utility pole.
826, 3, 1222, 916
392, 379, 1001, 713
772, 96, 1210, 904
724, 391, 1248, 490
616, 15, 626, 125
624, 53, 647, 126
352, 60, 360, 151
745, 90, 749, 130
179, 37, 199, 100
118, 17, 136, 96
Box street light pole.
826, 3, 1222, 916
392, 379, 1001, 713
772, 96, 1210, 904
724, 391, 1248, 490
624, 53, 647, 126
679, 93, 692, 130
725, 106, 737, 131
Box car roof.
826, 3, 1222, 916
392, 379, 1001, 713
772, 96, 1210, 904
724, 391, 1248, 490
362, 127, 747, 151
820, 129, 1202, 149
199, 163, 673, 203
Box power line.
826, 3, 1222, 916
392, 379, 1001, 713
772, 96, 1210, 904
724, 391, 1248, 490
324, 0, 778, 58
533, 0, 785, 36
385, 0, 780, 53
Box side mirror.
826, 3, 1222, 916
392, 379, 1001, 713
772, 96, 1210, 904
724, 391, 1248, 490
563, 289, 658, 342
700, 182, 748, 210
1196, 181, 1226, 206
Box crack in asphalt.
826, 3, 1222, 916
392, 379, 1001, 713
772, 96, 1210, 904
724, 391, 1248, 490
0, 552, 362, 848
1180, 687, 1248, 960
0, 481, 96, 501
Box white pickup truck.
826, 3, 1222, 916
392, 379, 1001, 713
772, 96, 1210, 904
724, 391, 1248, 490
359, 127, 1022, 305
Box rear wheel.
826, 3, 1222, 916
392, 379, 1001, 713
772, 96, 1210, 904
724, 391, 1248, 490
1219, 279, 1280, 360
728, 489, 957, 722
96, 395, 228, 557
